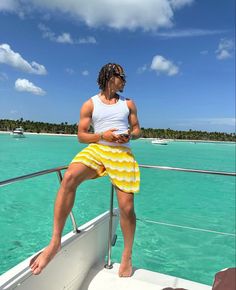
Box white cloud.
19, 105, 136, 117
137, 64, 148, 74
66, 68, 75, 74
217, 50, 231, 60
38, 23, 73, 44
38, 23, 54, 39
151, 55, 179, 76
0, 0, 18, 11
56, 33, 73, 44
155, 29, 225, 38
200, 50, 208, 55
38, 23, 97, 45
78, 36, 97, 44
1, 0, 194, 31
15, 78, 46, 95
10, 109, 18, 114
0, 43, 47, 75
170, 0, 194, 9
82, 70, 89, 76
216, 38, 234, 60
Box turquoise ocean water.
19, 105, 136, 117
0, 133, 235, 285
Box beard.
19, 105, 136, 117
119, 85, 125, 92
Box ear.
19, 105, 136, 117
108, 76, 115, 83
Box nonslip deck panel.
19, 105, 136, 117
80, 263, 212, 290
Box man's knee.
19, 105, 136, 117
120, 202, 135, 218
62, 170, 80, 189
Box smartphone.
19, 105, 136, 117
119, 133, 129, 138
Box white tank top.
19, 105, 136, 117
91, 94, 130, 147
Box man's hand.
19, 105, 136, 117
102, 129, 131, 143
116, 130, 131, 144
102, 128, 120, 142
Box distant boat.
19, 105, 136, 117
152, 138, 168, 145
12, 127, 25, 138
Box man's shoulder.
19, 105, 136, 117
125, 98, 137, 112
125, 98, 135, 105
119, 95, 133, 103
81, 98, 93, 111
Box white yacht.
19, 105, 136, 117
2, 165, 234, 290
12, 127, 25, 138
152, 138, 168, 145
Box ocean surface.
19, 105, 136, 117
0, 133, 235, 285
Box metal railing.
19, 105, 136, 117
104, 165, 236, 268
0, 164, 235, 269
0, 165, 79, 233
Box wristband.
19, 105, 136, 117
99, 132, 104, 140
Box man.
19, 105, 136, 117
30, 63, 141, 277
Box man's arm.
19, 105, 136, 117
77, 99, 100, 143
127, 99, 141, 140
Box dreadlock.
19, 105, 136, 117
97, 63, 124, 91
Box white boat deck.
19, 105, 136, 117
81, 263, 212, 290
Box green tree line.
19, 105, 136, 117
0, 118, 77, 134
140, 127, 235, 142
0, 119, 235, 141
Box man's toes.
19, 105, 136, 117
119, 271, 132, 278
32, 263, 44, 275
32, 267, 41, 275
31, 262, 38, 271
30, 262, 36, 270
30, 252, 41, 265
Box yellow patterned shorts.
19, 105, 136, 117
70, 143, 140, 193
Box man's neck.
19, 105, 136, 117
101, 90, 118, 100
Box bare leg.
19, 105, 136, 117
30, 163, 97, 275
116, 188, 136, 277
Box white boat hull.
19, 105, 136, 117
11, 128, 25, 138
0, 210, 119, 290
12, 134, 25, 138
151, 140, 168, 145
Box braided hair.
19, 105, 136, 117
97, 63, 125, 91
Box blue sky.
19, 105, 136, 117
0, 0, 235, 132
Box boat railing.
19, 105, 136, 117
0, 165, 80, 234
105, 165, 236, 268
0, 164, 235, 269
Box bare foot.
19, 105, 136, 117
119, 254, 133, 277
29, 242, 61, 275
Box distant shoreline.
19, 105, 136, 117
141, 138, 235, 144
140, 138, 235, 144
1, 131, 235, 143
0, 130, 77, 137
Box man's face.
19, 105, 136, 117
109, 69, 126, 93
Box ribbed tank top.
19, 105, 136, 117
91, 94, 130, 147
